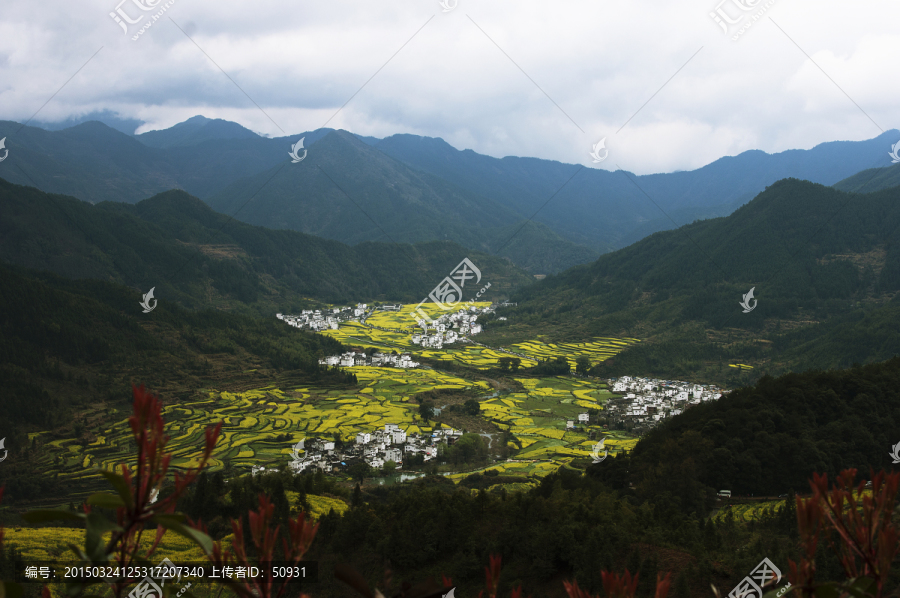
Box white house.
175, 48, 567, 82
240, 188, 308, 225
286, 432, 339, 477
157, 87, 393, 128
577, 413, 589, 423
566, 420, 574, 429
356, 433, 371, 445
385, 448, 403, 463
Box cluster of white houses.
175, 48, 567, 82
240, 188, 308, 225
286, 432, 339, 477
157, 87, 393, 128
276, 303, 370, 332
251, 423, 464, 475
605, 376, 726, 434
411, 306, 488, 349
318, 351, 421, 369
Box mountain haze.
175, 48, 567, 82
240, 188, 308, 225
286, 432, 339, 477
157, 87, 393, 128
1, 116, 897, 274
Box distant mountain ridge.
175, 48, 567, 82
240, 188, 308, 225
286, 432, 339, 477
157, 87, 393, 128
375, 131, 900, 249
204, 129, 601, 273
1, 115, 897, 272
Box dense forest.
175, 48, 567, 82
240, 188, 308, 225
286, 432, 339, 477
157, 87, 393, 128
5, 360, 900, 596
480, 179, 900, 384
593, 358, 900, 500
0, 179, 532, 316
0, 261, 354, 483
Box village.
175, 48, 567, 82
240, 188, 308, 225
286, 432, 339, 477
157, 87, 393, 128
278, 301, 500, 367
603, 375, 727, 435
276, 303, 374, 332
250, 423, 464, 476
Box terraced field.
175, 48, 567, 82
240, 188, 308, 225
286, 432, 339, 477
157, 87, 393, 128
509, 338, 641, 368
713, 501, 783, 523
321, 303, 638, 371
35, 368, 487, 485
27, 303, 641, 499
481, 376, 637, 462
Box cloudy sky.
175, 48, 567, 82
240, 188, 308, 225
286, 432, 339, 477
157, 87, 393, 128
0, 0, 897, 174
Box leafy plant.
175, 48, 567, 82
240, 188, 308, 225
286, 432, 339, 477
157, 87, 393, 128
20, 385, 221, 598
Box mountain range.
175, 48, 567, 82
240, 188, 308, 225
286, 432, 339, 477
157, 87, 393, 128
490, 176, 900, 382
0, 178, 532, 317
1, 116, 898, 273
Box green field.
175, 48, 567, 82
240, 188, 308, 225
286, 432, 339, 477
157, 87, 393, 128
482, 376, 637, 461
28, 371, 635, 493
322, 303, 639, 371
22, 303, 640, 498
36, 368, 487, 484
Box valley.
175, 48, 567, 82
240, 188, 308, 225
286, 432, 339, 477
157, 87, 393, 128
2, 113, 900, 597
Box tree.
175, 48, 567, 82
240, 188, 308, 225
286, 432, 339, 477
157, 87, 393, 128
463, 399, 481, 416
510, 358, 521, 372
575, 355, 591, 375
348, 462, 372, 483
382, 460, 397, 475
446, 433, 489, 465
419, 401, 435, 421
497, 357, 511, 371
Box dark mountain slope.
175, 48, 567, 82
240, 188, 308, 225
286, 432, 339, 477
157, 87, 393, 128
0, 178, 532, 316
604, 357, 900, 500
205, 130, 597, 273
486, 179, 900, 383
377, 131, 900, 249
833, 162, 900, 194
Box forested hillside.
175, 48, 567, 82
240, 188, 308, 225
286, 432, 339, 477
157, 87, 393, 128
594, 358, 900, 500
0, 262, 352, 433
833, 162, 900, 193
487, 179, 900, 382
0, 179, 532, 316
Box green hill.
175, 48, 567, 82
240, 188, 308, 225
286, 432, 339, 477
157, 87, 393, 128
0, 178, 533, 316
833, 162, 900, 193
598, 357, 900, 504
487, 178, 900, 383
0, 261, 352, 430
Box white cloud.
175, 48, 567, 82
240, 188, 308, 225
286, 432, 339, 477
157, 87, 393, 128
0, 0, 897, 173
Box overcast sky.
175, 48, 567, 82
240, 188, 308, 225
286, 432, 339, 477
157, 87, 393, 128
0, 0, 897, 175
